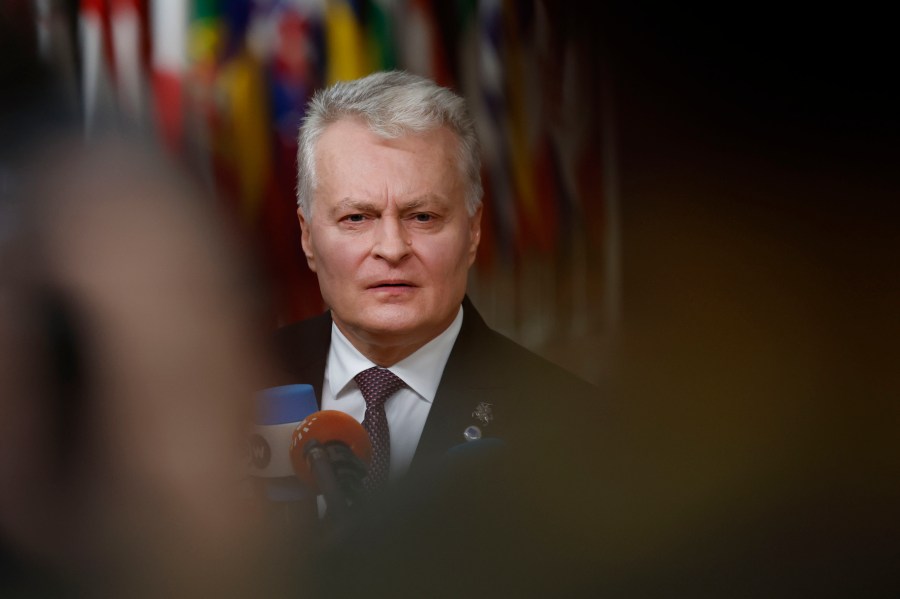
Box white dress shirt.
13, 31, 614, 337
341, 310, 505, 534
321, 305, 463, 479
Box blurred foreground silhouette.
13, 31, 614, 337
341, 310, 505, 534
0, 132, 287, 596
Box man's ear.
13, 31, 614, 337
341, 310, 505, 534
297, 207, 317, 272
467, 204, 483, 266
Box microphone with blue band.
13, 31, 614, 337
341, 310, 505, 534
249, 384, 318, 501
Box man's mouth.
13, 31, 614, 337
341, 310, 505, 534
369, 281, 415, 289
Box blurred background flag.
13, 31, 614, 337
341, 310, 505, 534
150, 0, 189, 152
397, 0, 451, 86
216, 4, 273, 224
365, 0, 397, 72
33, 0, 616, 379
80, 0, 117, 136
324, 0, 368, 83
261, 1, 327, 324
110, 0, 149, 128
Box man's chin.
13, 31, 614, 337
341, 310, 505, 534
354, 315, 423, 342
332, 301, 459, 363
334, 303, 416, 335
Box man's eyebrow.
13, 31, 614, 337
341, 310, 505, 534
331, 198, 380, 215
400, 194, 450, 210
330, 195, 450, 215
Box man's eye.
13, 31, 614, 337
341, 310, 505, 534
412, 213, 433, 223
344, 214, 366, 223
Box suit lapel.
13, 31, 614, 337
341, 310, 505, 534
411, 298, 507, 469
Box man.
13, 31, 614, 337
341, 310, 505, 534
271, 70, 606, 597
273, 70, 596, 489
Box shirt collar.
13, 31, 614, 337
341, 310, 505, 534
327, 305, 464, 402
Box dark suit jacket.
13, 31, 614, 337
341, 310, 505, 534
272, 297, 605, 597
270, 296, 598, 472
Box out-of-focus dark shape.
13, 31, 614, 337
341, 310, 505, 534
0, 134, 288, 596
1, 8, 282, 592
594, 5, 900, 595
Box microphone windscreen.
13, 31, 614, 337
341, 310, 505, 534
290, 410, 372, 486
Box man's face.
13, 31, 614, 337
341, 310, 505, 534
298, 119, 481, 363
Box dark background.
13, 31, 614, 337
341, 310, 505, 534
598, 3, 899, 594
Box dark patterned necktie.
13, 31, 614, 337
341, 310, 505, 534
354, 367, 405, 492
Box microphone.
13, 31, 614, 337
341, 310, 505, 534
249, 384, 318, 502
289, 410, 372, 519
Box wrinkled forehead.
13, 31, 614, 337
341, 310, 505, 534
310, 119, 466, 209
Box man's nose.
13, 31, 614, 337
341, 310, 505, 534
372, 216, 411, 263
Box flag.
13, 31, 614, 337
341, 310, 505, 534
80, 0, 117, 137
366, 0, 397, 71
110, 0, 149, 128
218, 49, 274, 223
324, 0, 369, 84
474, 0, 517, 263
397, 0, 452, 86
150, 0, 189, 152
263, 1, 327, 323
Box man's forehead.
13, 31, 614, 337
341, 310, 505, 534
310, 121, 465, 212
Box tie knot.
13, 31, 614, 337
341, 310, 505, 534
354, 367, 405, 408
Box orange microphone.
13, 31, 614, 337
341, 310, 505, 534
289, 411, 372, 518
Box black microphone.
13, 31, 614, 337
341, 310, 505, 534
289, 410, 372, 521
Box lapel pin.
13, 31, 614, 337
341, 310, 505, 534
463, 425, 482, 442
462, 403, 493, 442
472, 402, 494, 427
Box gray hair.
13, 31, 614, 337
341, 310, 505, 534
296, 71, 482, 219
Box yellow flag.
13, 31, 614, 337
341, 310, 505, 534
220, 51, 272, 223
325, 0, 370, 84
